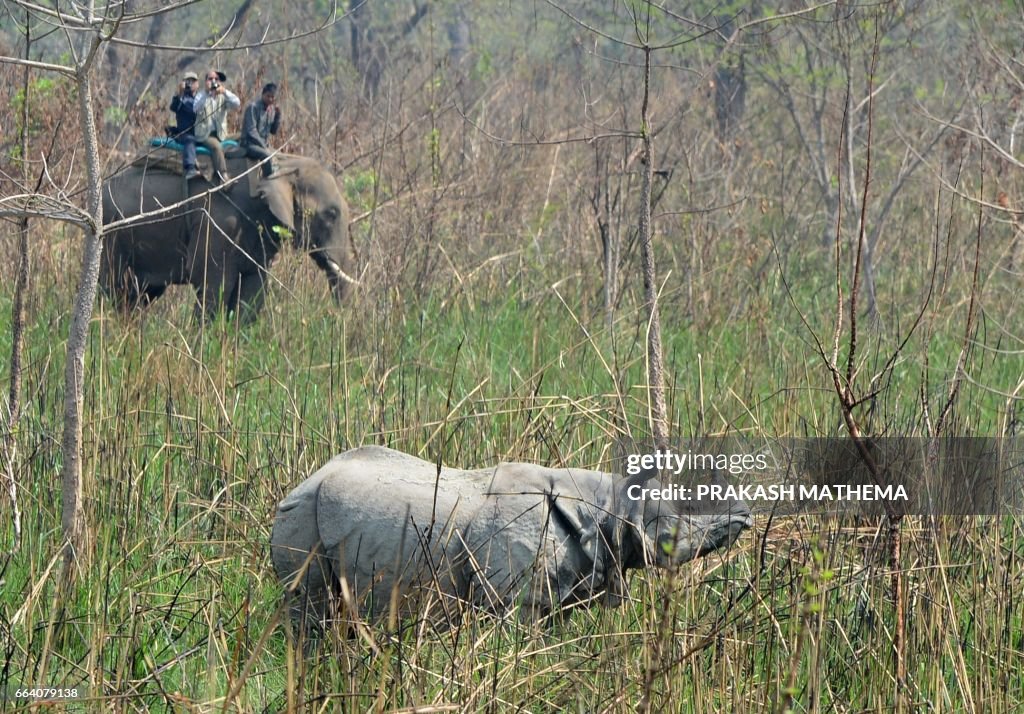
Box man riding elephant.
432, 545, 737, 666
241, 83, 282, 178
169, 71, 201, 179
101, 153, 358, 320
194, 68, 240, 183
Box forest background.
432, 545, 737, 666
0, 1, 1022, 711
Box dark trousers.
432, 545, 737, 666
178, 132, 197, 171
242, 142, 275, 177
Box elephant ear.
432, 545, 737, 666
259, 178, 295, 233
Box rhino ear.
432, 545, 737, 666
548, 495, 602, 563
259, 178, 295, 232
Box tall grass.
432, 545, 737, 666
0, 224, 1021, 712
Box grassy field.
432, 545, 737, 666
1, 210, 1022, 714
4, 1, 1024, 710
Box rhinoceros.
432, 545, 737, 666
271, 445, 752, 629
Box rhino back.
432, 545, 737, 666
314, 446, 490, 613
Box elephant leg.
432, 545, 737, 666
101, 256, 152, 313
193, 262, 239, 322
100, 247, 130, 308
187, 210, 249, 320
107, 280, 167, 314
142, 284, 167, 305
233, 271, 267, 321
100, 269, 137, 312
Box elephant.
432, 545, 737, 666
271, 446, 752, 631
100, 153, 356, 318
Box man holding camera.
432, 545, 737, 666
170, 71, 201, 179
194, 69, 240, 183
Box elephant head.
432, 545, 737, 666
258, 156, 357, 302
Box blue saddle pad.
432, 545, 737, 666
150, 137, 239, 156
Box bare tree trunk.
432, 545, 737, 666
9, 13, 32, 429
638, 45, 669, 448
2, 12, 32, 553
446, 8, 470, 68
592, 146, 620, 331
348, 0, 429, 98
714, 55, 746, 143
861, 238, 879, 318
3, 219, 27, 552
603, 220, 618, 331
61, 42, 105, 573
349, 0, 363, 72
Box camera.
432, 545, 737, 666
210, 80, 220, 90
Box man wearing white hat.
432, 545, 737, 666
194, 69, 240, 183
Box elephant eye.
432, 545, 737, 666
324, 207, 340, 222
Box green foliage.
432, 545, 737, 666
530, 200, 561, 236
103, 106, 128, 125
270, 224, 293, 240
9, 76, 67, 159
343, 168, 378, 212
472, 48, 493, 82
428, 126, 442, 185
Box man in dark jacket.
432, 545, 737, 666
240, 83, 281, 178
170, 71, 201, 180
